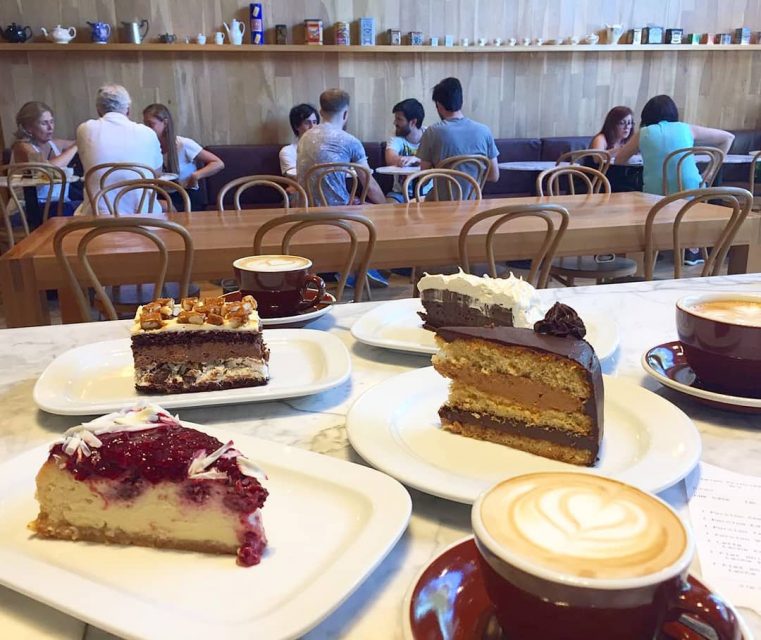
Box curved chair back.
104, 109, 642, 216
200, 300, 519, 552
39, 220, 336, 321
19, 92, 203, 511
536, 165, 611, 196
749, 150, 761, 211
662, 147, 724, 195
438, 154, 490, 189
53, 217, 194, 322
401, 168, 482, 202
302, 162, 370, 207
253, 212, 376, 303
643, 186, 753, 280
91, 179, 190, 216
458, 204, 570, 289
216, 175, 308, 211
84, 162, 158, 213
556, 149, 612, 175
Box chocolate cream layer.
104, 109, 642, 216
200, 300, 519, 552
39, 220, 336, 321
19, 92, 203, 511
419, 290, 515, 330
132, 332, 269, 368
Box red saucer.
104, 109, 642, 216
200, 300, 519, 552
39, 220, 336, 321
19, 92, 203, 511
403, 537, 747, 640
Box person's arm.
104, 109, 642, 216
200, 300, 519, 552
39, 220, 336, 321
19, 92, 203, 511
613, 131, 640, 164
13, 141, 78, 168
187, 149, 225, 189
279, 144, 297, 177
485, 134, 500, 182
589, 133, 607, 151
417, 129, 434, 170
690, 125, 734, 155
363, 173, 386, 204
385, 138, 420, 167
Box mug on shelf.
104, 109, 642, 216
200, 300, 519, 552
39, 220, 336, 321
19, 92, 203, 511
214, 31, 225, 45
196, 33, 206, 45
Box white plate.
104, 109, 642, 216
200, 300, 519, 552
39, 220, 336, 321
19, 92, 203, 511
350, 298, 619, 360
0, 425, 411, 640
347, 368, 701, 503
34, 329, 351, 415
261, 293, 336, 327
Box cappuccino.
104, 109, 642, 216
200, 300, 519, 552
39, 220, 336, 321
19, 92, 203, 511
478, 473, 687, 582
234, 255, 311, 273
690, 299, 761, 327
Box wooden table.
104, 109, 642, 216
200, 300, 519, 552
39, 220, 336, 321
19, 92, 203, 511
1, 192, 759, 327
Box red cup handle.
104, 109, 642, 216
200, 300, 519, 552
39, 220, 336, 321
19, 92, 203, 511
661, 580, 740, 640
297, 274, 326, 311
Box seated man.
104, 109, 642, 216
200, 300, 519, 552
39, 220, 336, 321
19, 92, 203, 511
384, 98, 430, 203
279, 103, 319, 178
417, 77, 500, 200
297, 88, 385, 206
77, 84, 163, 214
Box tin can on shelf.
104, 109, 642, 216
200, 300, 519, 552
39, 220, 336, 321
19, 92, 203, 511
665, 28, 683, 44
409, 31, 423, 46
335, 21, 350, 45
249, 3, 263, 41
359, 17, 375, 45
717, 33, 731, 45
643, 26, 664, 44
305, 19, 323, 45
275, 24, 287, 45
388, 28, 401, 45
251, 31, 264, 45
630, 28, 642, 45
701, 32, 715, 44
733, 27, 750, 44
686, 32, 700, 45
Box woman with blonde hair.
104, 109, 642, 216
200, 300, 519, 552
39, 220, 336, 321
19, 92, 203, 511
142, 103, 224, 210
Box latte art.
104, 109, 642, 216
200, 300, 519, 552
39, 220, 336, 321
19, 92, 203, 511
691, 300, 761, 327
480, 474, 687, 580
235, 255, 312, 272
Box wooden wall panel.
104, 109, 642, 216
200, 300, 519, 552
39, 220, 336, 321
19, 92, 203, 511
1, 0, 760, 146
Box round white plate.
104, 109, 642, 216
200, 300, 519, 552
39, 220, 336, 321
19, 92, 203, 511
347, 368, 701, 503
351, 298, 619, 360
261, 293, 336, 326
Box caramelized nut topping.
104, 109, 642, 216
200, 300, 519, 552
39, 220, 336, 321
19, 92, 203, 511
226, 309, 248, 328
140, 311, 164, 330
181, 297, 198, 311
177, 310, 206, 325
207, 312, 225, 325
241, 295, 258, 310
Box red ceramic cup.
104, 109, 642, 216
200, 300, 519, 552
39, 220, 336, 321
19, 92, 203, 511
676, 293, 761, 397
233, 255, 326, 319
471, 472, 740, 640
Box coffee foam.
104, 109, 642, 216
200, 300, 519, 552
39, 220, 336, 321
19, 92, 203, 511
691, 300, 761, 327
479, 473, 687, 581
235, 255, 311, 273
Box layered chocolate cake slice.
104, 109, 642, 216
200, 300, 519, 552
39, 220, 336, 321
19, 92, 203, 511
417, 271, 542, 330
131, 296, 269, 394
433, 303, 603, 466
30, 403, 269, 566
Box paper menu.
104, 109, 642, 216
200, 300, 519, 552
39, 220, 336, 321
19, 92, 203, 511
686, 462, 761, 615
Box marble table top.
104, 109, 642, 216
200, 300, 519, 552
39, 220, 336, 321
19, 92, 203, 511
1, 274, 760, 639
374, 165, 421, 175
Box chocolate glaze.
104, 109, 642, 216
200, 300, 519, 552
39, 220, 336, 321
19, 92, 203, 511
534, 302, 587, 339
439, 406, 600, 452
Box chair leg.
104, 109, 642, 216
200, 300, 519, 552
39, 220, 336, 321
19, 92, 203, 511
364, 275, 372, 301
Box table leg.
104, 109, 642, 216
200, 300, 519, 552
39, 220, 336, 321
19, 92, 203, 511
0, 258, 50, 327
58, 287, 84, 324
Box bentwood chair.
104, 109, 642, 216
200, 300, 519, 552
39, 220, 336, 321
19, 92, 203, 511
748, 150, 761, 211
91, 179, 190, 216
537, 166, 639, 285
253, 212, 376, 303
0, 163, 67, 250
458, 204, 570, 289
438, 154, 491, 189
53, 217, 194, 322
640, 187, 752, 280
662, 147, 724, 195
84, 162, 158, 213
556, 149, 612, 176
302, 162, 371, 206
401, 169, 482, 202
216, 175, 308, 211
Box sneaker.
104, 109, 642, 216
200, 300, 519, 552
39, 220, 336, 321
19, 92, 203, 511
366, 269, 389, 288
683, 249, 705, 267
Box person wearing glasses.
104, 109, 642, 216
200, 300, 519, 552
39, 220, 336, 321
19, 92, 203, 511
590, 106, 634, 156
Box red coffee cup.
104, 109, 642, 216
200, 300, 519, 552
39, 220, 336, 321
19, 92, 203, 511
233, 255, 326, 319
472, 472, 740, 640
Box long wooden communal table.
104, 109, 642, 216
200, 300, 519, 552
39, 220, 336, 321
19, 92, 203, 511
1, 192, 759, 327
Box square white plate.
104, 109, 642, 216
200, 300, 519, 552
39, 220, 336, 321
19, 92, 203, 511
33, 329, 351, 415
0, 425, 411, 640
351, 299, 619, 360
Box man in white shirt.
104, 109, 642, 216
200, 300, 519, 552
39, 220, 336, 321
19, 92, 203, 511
77, 84, 163, 214
279, 103, 319, 178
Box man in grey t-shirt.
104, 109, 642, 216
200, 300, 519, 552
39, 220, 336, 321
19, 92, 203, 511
417, 77, 499, 200
297, 88, 385, 206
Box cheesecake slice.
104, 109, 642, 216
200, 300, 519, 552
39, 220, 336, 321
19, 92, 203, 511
30, 403, 269, 566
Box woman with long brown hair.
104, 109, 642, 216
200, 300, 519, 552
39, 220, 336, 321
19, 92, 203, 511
590, 106, 634, 155
142, 103, 224, 210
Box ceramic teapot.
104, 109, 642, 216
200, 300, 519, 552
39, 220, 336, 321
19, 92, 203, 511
159, 32, 177, 43
2, 22, 33, 43
223, 19, 245, 45
41, 25, 77, 44
87, 21, 111, 44
606, 24, 624, 44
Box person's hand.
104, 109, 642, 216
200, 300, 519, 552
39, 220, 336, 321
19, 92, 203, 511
399, 156, 421, 167
185, 172, 199, 189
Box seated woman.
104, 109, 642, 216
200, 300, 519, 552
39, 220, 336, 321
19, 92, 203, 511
617, 94, 735, 265
142, 103, 224, 211
279, 103, 319, 177
11, 101, 80, 224
590, 105, 639, 191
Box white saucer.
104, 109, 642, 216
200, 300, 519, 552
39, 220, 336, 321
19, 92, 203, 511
351, 298, 619, 360
346, 368, 701, 503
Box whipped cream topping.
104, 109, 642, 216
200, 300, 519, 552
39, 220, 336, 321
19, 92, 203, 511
54, 402, 266, 482
417, 269, 543, 328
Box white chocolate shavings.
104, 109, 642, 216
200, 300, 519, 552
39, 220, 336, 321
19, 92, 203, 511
188, 440, 267, 483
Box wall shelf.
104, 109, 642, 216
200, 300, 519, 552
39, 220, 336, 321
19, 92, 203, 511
1, 42, 760, 53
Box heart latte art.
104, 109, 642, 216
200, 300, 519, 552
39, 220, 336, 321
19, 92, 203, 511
234, 255, 311, 273
480, 473, 687, 580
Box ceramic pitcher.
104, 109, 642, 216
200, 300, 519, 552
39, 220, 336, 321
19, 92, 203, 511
223, 19, 245, 45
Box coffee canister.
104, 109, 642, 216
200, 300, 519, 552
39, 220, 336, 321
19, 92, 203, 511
305, 19, 323, 45
409, 31, 423, 46
249, 3, 263, 44
275, 24, 287, 45
388, 28, 401, 45
359, 17, 375, 45
665, 28, 683, 44
335, 21, 350, 45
